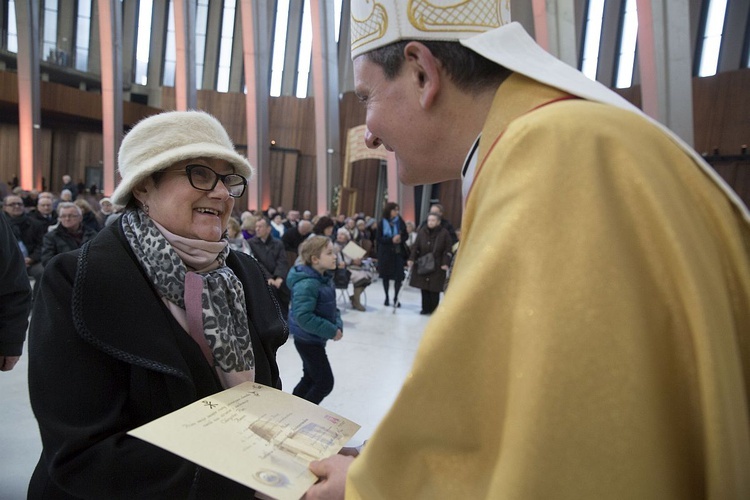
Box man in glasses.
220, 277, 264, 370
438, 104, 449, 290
29, 192, 58, 229
0, 210, 31, 372
2, 194, 46, 295
40, 202, 97, 267
249, 217, 291, 318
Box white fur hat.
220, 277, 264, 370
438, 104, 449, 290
111, 110, 254, 205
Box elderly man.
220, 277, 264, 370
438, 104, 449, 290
306, 1, 750, 499
41, 202, 97, 266
284, 209, 301, 229
61, 174, 77, 198
282, 219, 313, 253
249, 217, 291, 318
29, 194, 58, 228
2, 194, 46, 292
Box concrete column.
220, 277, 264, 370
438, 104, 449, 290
147, 0, 168, 106
310, 0, 341, 214
281, 0, 304, 96
239, 0, 271, 212
531, 0, 578, 67
97, 0, 123, 196
636, 0, 694, 145
15, 0, 42, 191
201, 0, 223, 90
595, 0, 624, 87
719, 0, 749, 72
173, 0, 197, 109
228, 5, 241, 92
338, 0, 354, 93
121, 0, 137, 87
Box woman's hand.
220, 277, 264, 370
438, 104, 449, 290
407, 260, 413, 268
267, 277, 283, 288
333, 329, 343, 341
304, 455, 354, 500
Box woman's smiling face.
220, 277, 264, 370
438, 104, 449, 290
133, 157, 236, 242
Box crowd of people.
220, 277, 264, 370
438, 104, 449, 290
3, 175, 455, 316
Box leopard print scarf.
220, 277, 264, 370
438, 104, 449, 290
121, 209, 255, 384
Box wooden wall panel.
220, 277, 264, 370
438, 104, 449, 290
435, 179, 463, 230
295, 154, 317, 214
161, 87, 249, 144
692, 69, 750, 156
269, 96, 316, 154
39, 129, 53, 191
0, 125, 20, 191
349, 158, 381, 217
268, 148, 299, 210
339, 91, 366, 152
712, 160, 750, 209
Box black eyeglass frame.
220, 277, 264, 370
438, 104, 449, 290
184, 164, 247, 198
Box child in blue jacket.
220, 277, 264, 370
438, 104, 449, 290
286, 235, 343, 404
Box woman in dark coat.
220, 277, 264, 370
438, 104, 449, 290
27, 111, 287, 499
376, 202, 408, 306
408, 213, 452, 315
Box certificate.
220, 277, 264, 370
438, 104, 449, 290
342, 241, 367, 261
128, 382, 360, 500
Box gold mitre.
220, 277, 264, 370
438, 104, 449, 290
351, 0, 511, 59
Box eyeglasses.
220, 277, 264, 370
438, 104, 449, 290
5, 202, 24, 207
179, 164, 247, 198
58, 214, 81, 219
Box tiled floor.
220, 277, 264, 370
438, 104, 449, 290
0, 281, 430, 499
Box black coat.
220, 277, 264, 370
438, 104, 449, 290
0, 213, 31, 356
248, 235, 291, 315
3, 212, 45, 264
29, 209, 58, 228
409, 225, 452, 292
41, 223, 98, 266
28, 223, 288, 499
376, 217, 408, 280
281, 226, 307, 253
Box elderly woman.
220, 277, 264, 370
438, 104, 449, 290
407, 213, 452, 315
333, 228, 373, 311
27, 111, 287, 498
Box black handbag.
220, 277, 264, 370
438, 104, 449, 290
333, 268, 352, 288
416, 252, 436, 275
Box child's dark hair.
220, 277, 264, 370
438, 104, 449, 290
299, 235, 331, 265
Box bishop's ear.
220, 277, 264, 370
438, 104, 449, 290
403, 41, 441, 110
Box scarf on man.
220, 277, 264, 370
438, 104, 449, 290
121, 209, 255, 388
